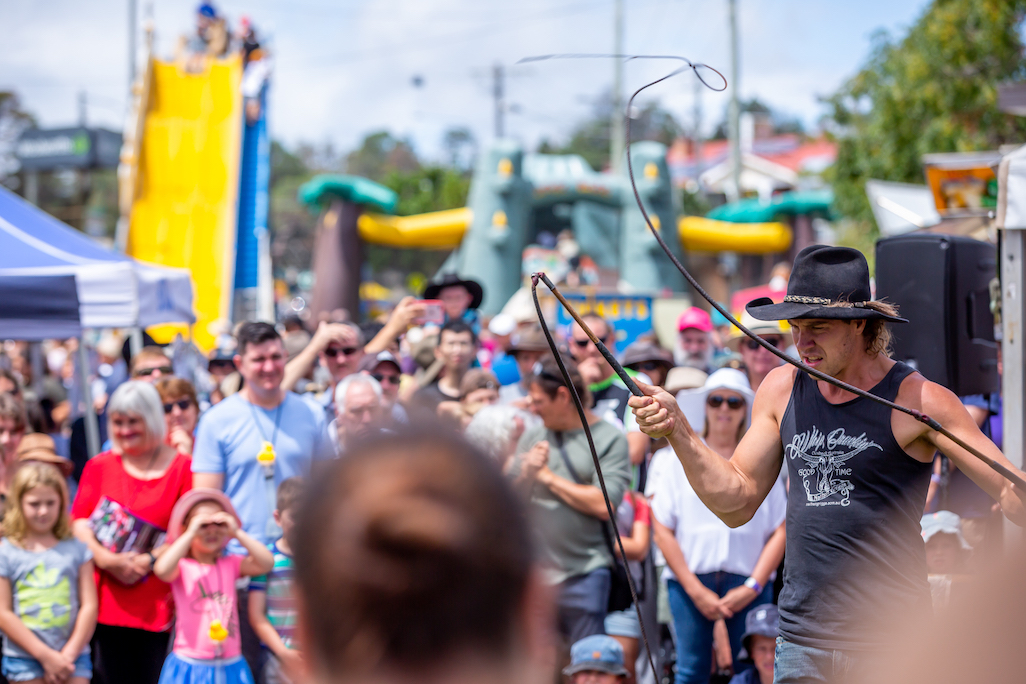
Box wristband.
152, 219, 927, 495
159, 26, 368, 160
147, 552, 157, 569
743, 576, 762, 594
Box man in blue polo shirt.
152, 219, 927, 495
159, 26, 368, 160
193, 321, 335, 549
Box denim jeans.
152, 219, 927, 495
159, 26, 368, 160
556, 567, 611, 645
773, 637, 863, 684
667, 572, 773, 684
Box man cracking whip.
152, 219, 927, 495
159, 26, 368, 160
629, 245, 1026, 683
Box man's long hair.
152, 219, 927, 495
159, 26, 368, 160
825, 301, 901, 357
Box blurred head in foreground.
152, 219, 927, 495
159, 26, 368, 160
293, 430, 552, 684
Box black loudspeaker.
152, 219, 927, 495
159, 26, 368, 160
875, 234, 999, 397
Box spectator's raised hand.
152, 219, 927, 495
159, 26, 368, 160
311, 321, 359, 352
391, 296, 428, 329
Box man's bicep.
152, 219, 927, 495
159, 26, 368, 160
729, 407, 785, 504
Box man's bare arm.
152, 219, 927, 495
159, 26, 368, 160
629, 371, 789, 528
913, 380, 1026, 524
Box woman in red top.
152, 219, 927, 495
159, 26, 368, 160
71, 381, 193, 684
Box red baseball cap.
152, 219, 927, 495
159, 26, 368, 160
677, 307, 713, 333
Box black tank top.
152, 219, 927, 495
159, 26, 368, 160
778, 361, 932, 650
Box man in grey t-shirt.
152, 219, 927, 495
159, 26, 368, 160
510, 356, 630, 645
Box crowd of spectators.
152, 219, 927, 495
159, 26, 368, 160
0, 263, 1003, 684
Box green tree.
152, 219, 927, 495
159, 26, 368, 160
383, 166, 470, 216
540, 90, 682, 171
0, 91, 35, 179
825, 0, 1026, 229
345, 131, 420, 181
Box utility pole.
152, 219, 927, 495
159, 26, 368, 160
693, 75, 704, 193
610, 0, 625, 173
493, 63, 505, 139
78, 91, 87, 127
728, 0, 742, 201
128, 0, 137, 90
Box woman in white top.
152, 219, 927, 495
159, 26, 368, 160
649, 368, 786, 684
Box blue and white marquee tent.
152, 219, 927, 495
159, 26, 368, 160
0, 185, 194, 329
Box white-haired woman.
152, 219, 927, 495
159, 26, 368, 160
648, 368, 786, 684
465, 404, 529, 469
71, 381, 193, 684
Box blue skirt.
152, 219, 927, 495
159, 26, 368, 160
158, 652, 254, 684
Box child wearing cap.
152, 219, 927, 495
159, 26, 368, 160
729, 604, 778, 684
563, 634, 629, 683
921, 511, 973, 609
248, 478, 304, 684
152, 489, 274, 684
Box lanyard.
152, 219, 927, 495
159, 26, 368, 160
247, 399, 284, 451
247, 398, 285, 540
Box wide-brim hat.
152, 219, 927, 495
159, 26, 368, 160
746, 245, 907, 323
167, 488, 241, 543
507, 326, 549, 354
726, 311, 789, 352
676, 367, 755, 436
15, 434, 74, 478
423, 273, 484, 311
621, 341, 674, 371
664, 366, 709, 394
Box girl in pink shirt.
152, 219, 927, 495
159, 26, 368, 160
153, 489, 273, 684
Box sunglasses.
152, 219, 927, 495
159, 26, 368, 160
324, 347, 360, 358
163, 399, 192, 414
634, 361, 662, 372
134, 365, 173, 377
743, 336, 784, 351
707, 394, 746, 410
371, 373, 400, 385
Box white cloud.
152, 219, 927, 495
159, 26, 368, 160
1, 0, 929, 165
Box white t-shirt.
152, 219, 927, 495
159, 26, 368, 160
648, 446, 786, 581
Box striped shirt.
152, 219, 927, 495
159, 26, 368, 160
249, 542, 297, 649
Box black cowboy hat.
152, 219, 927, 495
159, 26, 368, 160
423, 273, 484, 310
746, 245, 907, 323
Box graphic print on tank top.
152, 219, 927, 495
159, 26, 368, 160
785, 425, 883, 506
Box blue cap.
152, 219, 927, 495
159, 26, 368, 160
197, 3, 217, 18
738, 603, 778, 661
562, 634, 628, 677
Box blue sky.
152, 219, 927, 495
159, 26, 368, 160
2, 0, 931, 163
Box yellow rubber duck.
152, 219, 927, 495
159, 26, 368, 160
256, 442, 276, 465
208, 619, 228, 643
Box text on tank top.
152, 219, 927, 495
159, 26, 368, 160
777, 361, 932, 651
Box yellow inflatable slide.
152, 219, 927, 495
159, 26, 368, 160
121, 54, 243, 351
